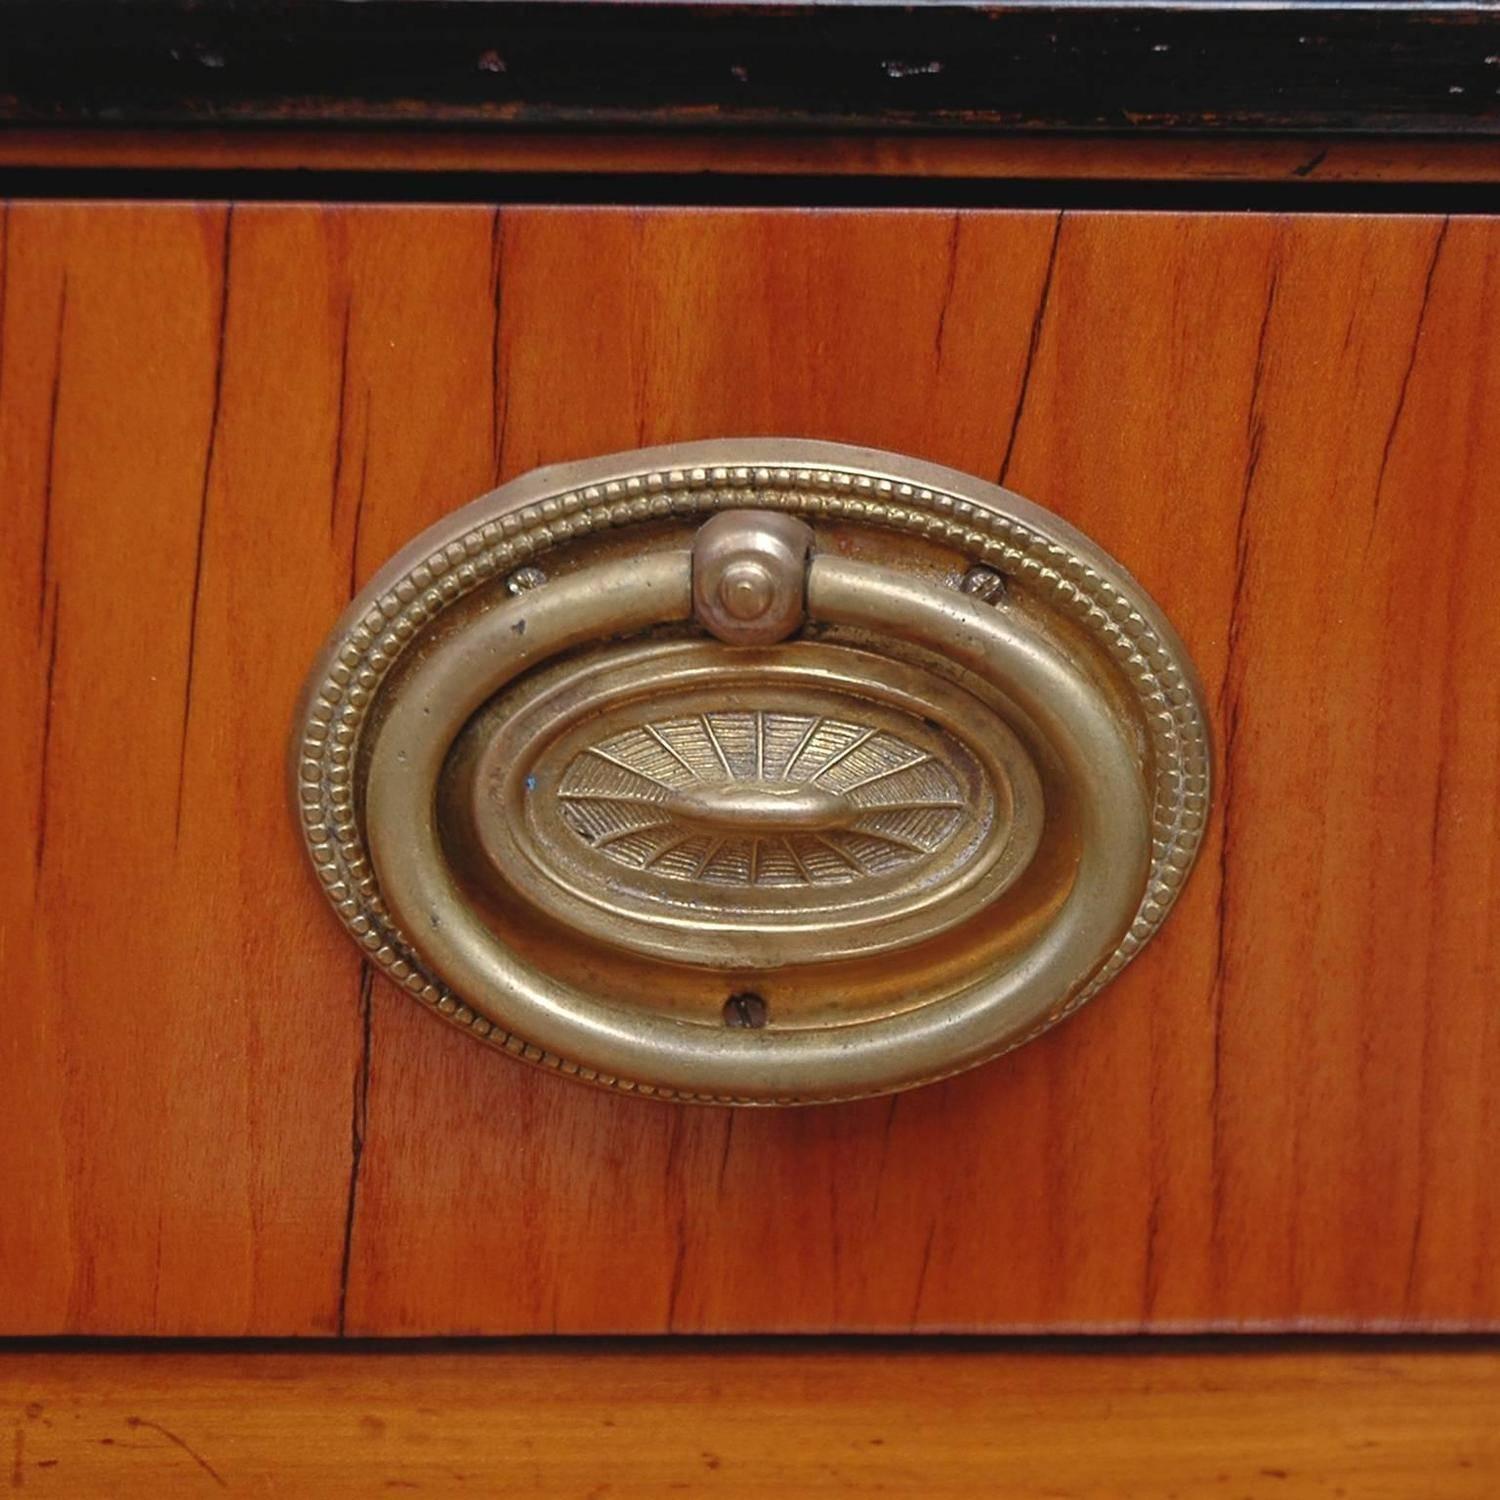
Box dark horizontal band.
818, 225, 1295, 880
4, 2, 1500, 137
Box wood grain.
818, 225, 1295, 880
1, 204, 1496, 1336
3, 1342, 1498, 1496
8, 130, 1500, 184
0, 203, 365, 1335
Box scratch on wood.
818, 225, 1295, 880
38, 274, 67, 641
932, 212, 962, 366
336, 961, 374, 1337
174, 206, 234, 848
998, 210, 1063, 486
328, 297, 353, 533
1368, 216, 1448, 546
125, 1418, 226, 1489
10, 1423, 21, 1490
33, 584, 60, 883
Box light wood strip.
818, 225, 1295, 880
3, 1344, 1498, 1497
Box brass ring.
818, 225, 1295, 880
362, 542, 1151, 1103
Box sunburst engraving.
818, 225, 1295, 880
466, 641, 1034, 968
556, 710, 968, 887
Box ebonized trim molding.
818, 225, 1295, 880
4, 2, 1500, 137
7, 165, 1500, 212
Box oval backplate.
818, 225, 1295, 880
452, 640, 1045, 969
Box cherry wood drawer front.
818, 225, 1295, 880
2, 203, 1496, 1336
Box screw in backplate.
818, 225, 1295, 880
505, 566, 548, 595
722, 992, 769, 1029
960, 566, 1009, 604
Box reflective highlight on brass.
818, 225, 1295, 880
291, 440, 1211, 1104
691, 508, 812, 645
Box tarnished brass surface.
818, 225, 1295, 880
455, 639, 1044, 969
690, 509, 812, 645
292, 441, 1210, 1104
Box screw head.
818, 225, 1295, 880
961, 566, 1009, 605
505, 566, 548, 596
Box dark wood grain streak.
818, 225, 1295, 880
0, 203, 365, 1335
327, 299, 353, 537
173, 207, 232, 845
36, 277, 65, 640
33, 585, 60, 880
30, 274, 67, 882
1206, 252, 1278, 1284
931, 214, 962, 367
347, 421, 370, 603
1370, 216, 1450, 541
997, 210, 1061, 485
335, 964, 374, 1338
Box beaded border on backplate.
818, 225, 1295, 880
294, 464, 1210, 1105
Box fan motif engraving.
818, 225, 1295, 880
556, 710, 969, 888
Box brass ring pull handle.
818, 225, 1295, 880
294, 441, 1209, 1104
